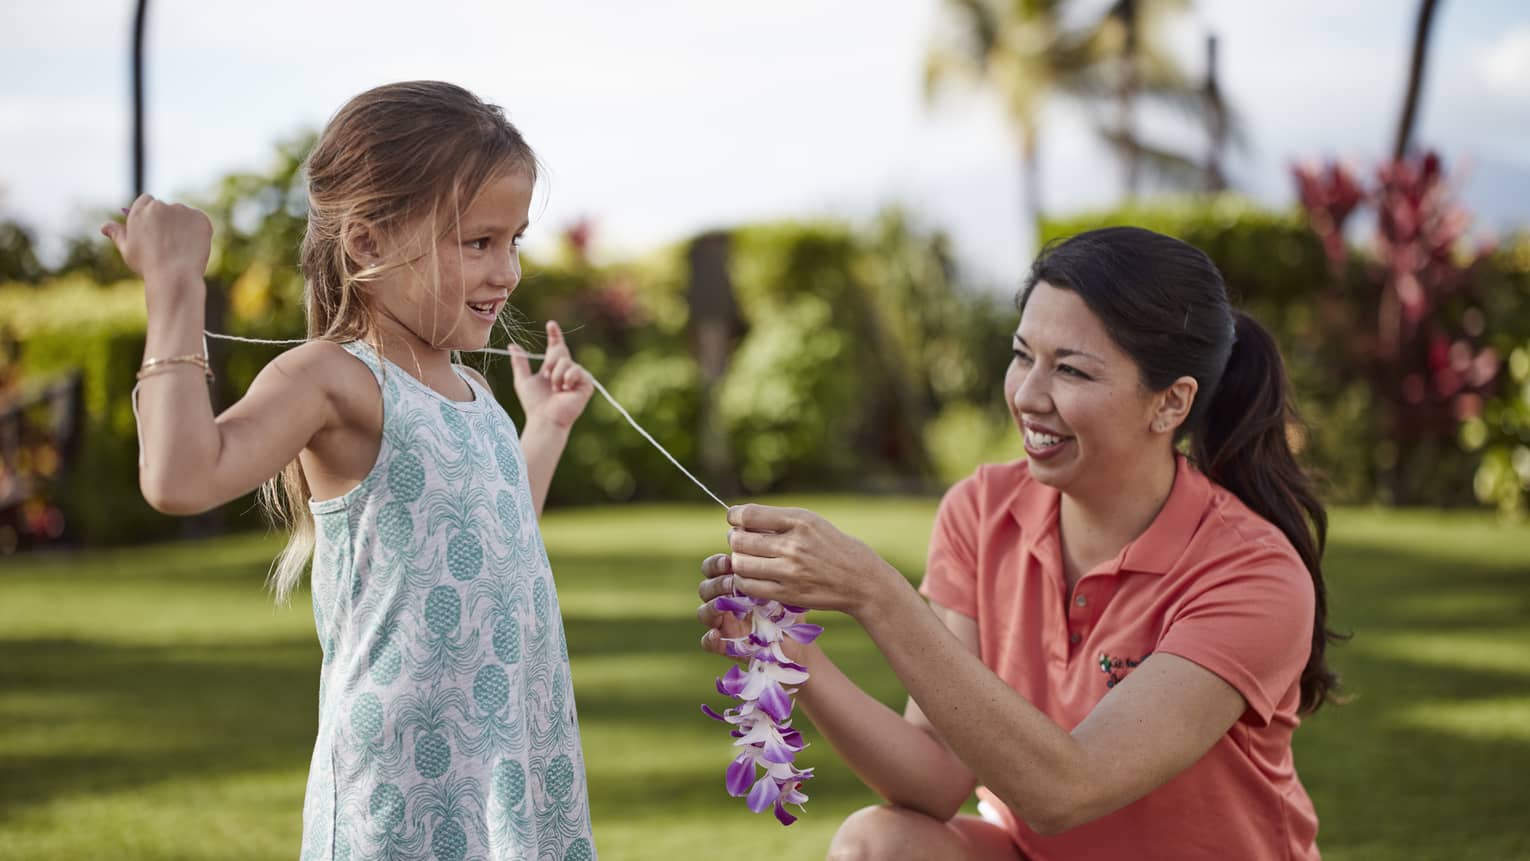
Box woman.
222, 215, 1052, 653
696, 227, 1340, 860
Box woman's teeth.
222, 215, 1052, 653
468, 301, 495, 314
1025, 428, 1067, 448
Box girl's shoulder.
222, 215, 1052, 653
261, 339, 381, 415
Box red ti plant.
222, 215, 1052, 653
1293, 152, 1500, 503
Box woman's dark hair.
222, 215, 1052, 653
1020, 226, 1342, 714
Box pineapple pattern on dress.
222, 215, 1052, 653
300, 341, 594, 861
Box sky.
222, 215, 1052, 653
2, 0, 1527, 288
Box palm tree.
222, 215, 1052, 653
132, 0, 149, 197
1393, 0, 1442, 159
924, 0, 1227, 229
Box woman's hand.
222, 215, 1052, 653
695, 553, 755, 658
509, 320, 595, 430
723, 504, 905, 620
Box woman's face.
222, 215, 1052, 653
1004, 280, 1167, 495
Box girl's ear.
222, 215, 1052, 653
342, 222, 382, 267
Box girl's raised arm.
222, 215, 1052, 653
105, 195, 335, 515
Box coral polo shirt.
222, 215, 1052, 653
919, 455, 1320, 860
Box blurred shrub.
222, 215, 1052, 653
1460, 237, 1530, 515
0, 279, 169, 545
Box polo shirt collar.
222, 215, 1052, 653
1007, 454, 1212, 576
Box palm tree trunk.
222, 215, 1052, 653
1021, 128, 1043, 242
1203, 33, 1228, 193
1116, 0, 1140, 198
132, 0, 149, 197
1393, 0, 1441, 160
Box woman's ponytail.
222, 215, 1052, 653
1194, 311, 1342, 714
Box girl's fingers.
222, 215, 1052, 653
507, 344, 533, 382
546, 319, 564, 346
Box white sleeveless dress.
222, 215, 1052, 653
299, 340, 594, 861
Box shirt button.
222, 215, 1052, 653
1075, 595, 1088, 608
1069, 632, 1082, 645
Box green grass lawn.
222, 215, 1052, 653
2, 498, 1527, 859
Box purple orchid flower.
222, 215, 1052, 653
702, 595, 820, 825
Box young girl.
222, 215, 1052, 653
103, 81, 597, 861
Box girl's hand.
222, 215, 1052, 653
101, 194, 213, 294
509, 320, 594, 430
723, 505, 904, 619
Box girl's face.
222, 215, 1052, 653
374, 170, 533, 352
1004, 281, 1167, 496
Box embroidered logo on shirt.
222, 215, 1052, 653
1099, 651, 1152, 689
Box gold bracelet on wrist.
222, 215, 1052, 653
137, 354, 214, 383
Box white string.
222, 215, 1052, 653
131, 330, 733, 510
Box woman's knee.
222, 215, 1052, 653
827, 805, 950, 861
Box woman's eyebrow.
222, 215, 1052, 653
1015, 334, 1103, 363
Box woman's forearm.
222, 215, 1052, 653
855, 578, 1093, 834
794, 642, 976, 819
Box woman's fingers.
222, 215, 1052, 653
727, 504, 798, 533
701, 553, 732, 579
726, 527, 782, 559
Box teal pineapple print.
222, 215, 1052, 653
493, 615, 521, 665
299, 342, 593, 860
495, 438, 521, 486
411, 583, 480, 682
426, 586, 460, 636
416, 731, 452, 780
397, 685, 468, 781
351, 692, 385, 743
546, 754, 574, 803
370, 624, 404, 687
474, 665, 510, 716
376, 501, 414, 553
388, 449, 427, 503
425, 486, 491, 583
446, 530, 483, 583
440, 401, 471, 442
496, 490, 519, 539
408, 774, 487, 861
489, 758, 533, 850
534, 752, 587, 859
432, 818, 467, 861
369, 782, 406, 836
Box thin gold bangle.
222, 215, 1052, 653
136, 356, 214, 382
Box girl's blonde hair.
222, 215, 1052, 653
261, 80, 538, 603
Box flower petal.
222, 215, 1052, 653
783, 623, 824, 644
773, 801, 799, 826
701, 703, 728, 722
726, 753, 756, 797
717, 664, 747, 696
757, 680, 794, 722
746, 775, 782, 813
